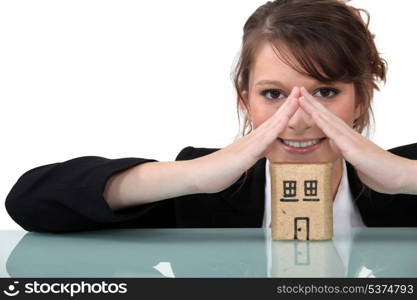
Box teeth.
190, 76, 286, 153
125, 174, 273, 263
281, 138, 322, 148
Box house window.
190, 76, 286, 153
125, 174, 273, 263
280, 180, 298, 202
304, 180, 317, 196
303, 180, 319, 201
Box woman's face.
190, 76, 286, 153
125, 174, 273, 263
240, 42, 361, 163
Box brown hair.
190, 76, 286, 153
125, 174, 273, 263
229, 0, 387, 196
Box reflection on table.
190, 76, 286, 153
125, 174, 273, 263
2, 228, 417, 278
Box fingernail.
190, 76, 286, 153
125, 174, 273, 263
301, 87, 308, 95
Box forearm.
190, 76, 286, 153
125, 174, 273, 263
400, 158, 417, 195
103, 160, 200, 210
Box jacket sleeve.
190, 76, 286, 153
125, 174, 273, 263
5, 147, 196, 233
356, 142, 417, 227
378, 143, 417, 226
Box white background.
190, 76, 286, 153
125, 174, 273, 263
1, 0, 416, 230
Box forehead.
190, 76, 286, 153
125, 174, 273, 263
250, 42, 322, 87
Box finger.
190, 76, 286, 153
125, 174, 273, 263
301, 100, 343, 140
298, 93, 358, 154
251, 86, 297, 132
263, 86, 300, 131
273, 89, 301, 131
298, 95, 328, 126
274, 86, 299, 115
299, 87, 351, 131
274, 95, 300, 131
298, 88, 354, 137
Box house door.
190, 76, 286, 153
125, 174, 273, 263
294, 217, 310, 240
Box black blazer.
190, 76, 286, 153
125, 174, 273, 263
5, 143, 417, 233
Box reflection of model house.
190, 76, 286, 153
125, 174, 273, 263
271, 240, 345, 277
269, 163, 333, 241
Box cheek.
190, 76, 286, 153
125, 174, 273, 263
251, 106, 277, 128
326, 101, 357, 126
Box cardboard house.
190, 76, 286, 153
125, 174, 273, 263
269, 163, 333, 241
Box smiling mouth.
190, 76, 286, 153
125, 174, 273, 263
277, 137, 326, 148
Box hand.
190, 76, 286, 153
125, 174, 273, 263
195, 87, 300, 194
298, 86, 417, 195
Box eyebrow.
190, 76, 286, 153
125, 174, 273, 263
255, 79, 326, 87
255, 80, 286, 87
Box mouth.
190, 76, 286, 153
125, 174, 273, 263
277, 137, 327, 154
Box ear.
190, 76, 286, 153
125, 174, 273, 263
354, 100, 362, 121
353, 98, 363, 128
238, 90, 250, 116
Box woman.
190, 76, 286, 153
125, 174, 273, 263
5, 0, 417, 233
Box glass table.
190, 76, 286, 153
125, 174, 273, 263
1, 228, 417, 278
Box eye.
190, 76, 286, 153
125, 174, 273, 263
313, 87, 339, 99
260, 87, 340, 102
260, 89, 285, 101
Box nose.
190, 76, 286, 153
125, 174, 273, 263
287, 105, 314, 132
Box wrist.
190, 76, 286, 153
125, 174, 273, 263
184, 159, 204, 194
399, 158, 417, 194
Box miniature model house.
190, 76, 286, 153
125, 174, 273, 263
269, 163, 333, 241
